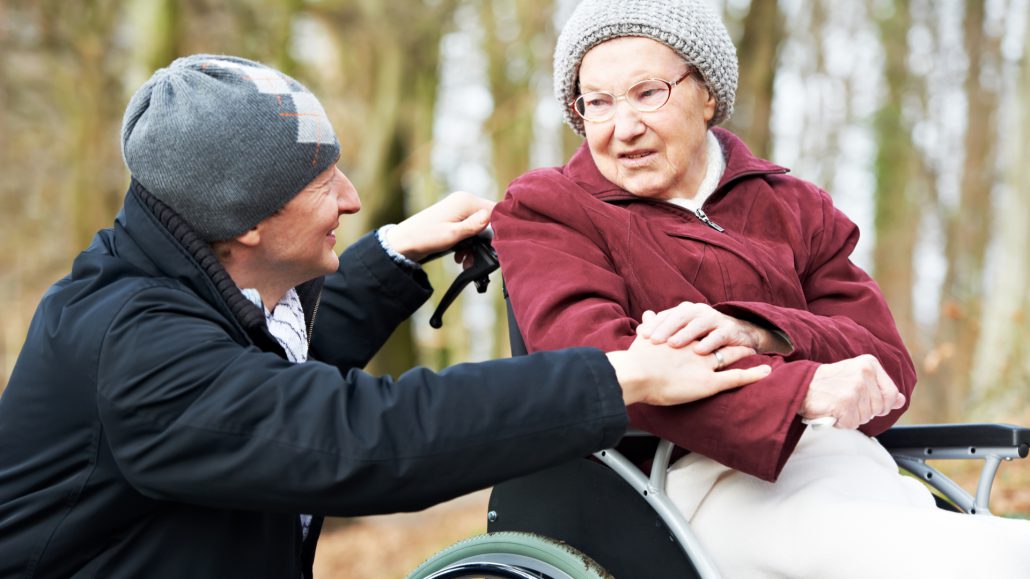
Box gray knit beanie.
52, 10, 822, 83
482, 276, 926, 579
121, 54, 340, 241
554, 0, 738, 136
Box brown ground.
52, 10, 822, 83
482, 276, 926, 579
314, 459, 1030, 578
313, 490, 490, 579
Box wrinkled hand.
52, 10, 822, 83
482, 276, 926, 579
800, 355, 905, 429
607, 336, 772, 406
387, 192, 495, 262
637, 301, 789, 355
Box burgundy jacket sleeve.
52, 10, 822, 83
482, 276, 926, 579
713, 186, 916, 436
494, 170, 813, 481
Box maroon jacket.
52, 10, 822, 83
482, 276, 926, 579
492, 128, 916, 481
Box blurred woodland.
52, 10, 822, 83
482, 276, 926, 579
2, 0, 1030, 433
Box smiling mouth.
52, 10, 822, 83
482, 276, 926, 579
620, 150, 653, 159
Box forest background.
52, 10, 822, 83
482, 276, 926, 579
3, 0, 1030, 574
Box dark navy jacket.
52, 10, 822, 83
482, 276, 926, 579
0, 183, 628, 578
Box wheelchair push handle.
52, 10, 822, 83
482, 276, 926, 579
419, 230, 499, 328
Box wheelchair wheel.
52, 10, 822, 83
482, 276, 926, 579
407, 531, 612, 579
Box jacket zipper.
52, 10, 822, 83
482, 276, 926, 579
694, 208, 725, 232
306, 293, 321, 351
601, 193, 729, 232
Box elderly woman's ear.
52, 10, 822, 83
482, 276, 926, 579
703, 83, 717, 124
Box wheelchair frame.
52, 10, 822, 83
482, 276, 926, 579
410, 239, 1030, 578
585, 435, 721, 577
411, 426, 1030, 579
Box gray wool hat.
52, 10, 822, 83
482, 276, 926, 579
121, 54, 340, 241
554, 0, 738, 136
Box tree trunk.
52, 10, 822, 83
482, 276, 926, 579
726, 0, 783, 159
481, 0, 557, 358
128, 0, 180, 80
926, 0, 1001, 421
38, 0, 126, 252
311, 1, 460, 376
968, 14, 1030, 422
870, 0, 925, 419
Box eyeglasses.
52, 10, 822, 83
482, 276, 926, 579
573, 69, 694, 123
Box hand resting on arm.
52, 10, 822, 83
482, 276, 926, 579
637, 302, 903, 428
608, 337, 770, 406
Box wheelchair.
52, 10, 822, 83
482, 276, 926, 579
408, 236, 1030, 579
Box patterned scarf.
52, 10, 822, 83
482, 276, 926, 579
240, 286, 313, 539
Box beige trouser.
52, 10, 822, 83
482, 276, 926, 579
667, 427, 1030, 578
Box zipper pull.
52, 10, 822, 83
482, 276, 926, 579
694, 208, 725, 232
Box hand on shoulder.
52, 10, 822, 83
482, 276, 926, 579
387, 192, 495, 262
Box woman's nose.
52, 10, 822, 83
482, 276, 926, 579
612, 100, 647, 141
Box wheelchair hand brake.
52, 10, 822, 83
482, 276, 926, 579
420, 232, 499, 328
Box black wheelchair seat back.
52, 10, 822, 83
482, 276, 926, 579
496, 291, 701, 578
487, 457, 702, 578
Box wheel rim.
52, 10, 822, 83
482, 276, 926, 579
407, 532, 611, 579
422, 553, 577, 579
422, 561, 541, 578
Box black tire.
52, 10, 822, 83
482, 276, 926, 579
407, 531, 612, 579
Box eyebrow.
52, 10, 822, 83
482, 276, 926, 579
318, 168, 338, 186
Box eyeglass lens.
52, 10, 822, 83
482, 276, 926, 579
575, 79, 672, 121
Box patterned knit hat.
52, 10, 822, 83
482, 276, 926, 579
554, 0, 738, 136
121, 54, 340, 241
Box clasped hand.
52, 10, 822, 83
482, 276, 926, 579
802, 355, 905, 429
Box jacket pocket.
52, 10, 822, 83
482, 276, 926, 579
662, 226, 774, 304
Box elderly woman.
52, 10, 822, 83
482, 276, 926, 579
491, 0, 1030, 577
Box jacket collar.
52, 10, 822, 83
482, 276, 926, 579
563, 127, 789, 201
113, 181, 324, 340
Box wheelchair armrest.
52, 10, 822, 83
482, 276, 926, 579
877, 423, 1029, 516
876, 423, 1030, 458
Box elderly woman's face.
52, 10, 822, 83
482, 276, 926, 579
578, 37, 716, 200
